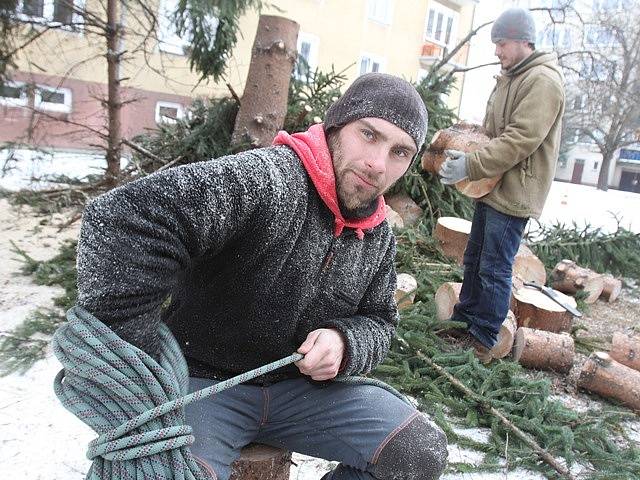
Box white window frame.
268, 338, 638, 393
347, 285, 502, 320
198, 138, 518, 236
155, 101, 184, 124
359, 53, 386, 76
424, 2, 458, 48
295, 32, 320, 81
158, 0, 219, 56
17, 0, 85, 31
0, 80, 29, 107
367, 0, 393, 26
34, 84, 72, 113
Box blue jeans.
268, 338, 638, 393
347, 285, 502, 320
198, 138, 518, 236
452, 202, 528, 349
185, 377, 448, 480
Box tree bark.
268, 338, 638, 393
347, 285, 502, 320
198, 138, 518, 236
512, 286, 575, 333
513, 327, 575, 373
551, 260, 604, 304
596, 150, 614, 191
433, 216, 471, 265
609, 332, 640, 372
104, 0, 123, 187
512, 244, 546, 286
231, 15, 299, 149
395, 273, 418, 310
384, 193, 423, 227
600, 275, 622, 302
578, 352, 640, 411
230, 444, 291, 480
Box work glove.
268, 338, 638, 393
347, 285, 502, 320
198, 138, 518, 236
439, 149, 469, 185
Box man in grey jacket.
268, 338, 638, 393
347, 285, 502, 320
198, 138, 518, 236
439, 8, 565, 362
76, 73, 448, 480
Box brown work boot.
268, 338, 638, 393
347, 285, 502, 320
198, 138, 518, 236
450, 330, 493, 364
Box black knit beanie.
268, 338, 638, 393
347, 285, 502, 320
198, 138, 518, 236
324, 73, 428, 151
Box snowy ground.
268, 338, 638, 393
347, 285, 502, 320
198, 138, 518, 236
1, 181, 639, 479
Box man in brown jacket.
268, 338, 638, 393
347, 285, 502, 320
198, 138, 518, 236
439, 7, 565, 361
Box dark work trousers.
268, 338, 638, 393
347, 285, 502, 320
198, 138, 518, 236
452, 202, 529, 348
186, 376, 448, 480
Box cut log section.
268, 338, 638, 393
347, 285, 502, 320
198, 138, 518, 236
385, 193, 423, 227
421, 122, 501, 199
578, 352, 640, 411
491, 311, 517, 359
512, 244, 546, 286
385, 205, 404, 229
230, 444, 291, 480
434, 216, 471, 265
434, 281, 462, 321
600, 275, 622, 303
551, 259, 604, 304
609, 332, 640, 372
395, 273, 418, 310
512, 286, 576, 333
513, 327, 575, 373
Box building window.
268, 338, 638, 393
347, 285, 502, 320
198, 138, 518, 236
359, 53, 385, 76
367, 0, 393, 25
0, 81, 29, 107
158, 0, 219, 55
295, 32, 320, 81
34, 85, 72, 113
593, 161, 599, 170
155, 101, 184, 124
18, 0, 84, 28
424, 2, 458, 48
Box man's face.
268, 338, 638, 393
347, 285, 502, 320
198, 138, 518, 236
329, 117, 417, 216
494, 39, 531, 70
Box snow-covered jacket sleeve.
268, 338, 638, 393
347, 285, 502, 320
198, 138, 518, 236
323, 236, 399, 376
76, 154, 279, 354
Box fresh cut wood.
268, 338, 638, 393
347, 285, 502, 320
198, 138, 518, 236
434, 281, 463, 321
433, 216, 471, 265
578, 352, 640, 411
395, 273, 418, 310
384, 193, 423, 227
512, 244, 546, 286
512, 286, 576, 333
491, 311, 518, 359
600, 275, 622, 302
609, 332, 640, 372
551, 259, 604, 304
513, 327, 575, 373
230, 444, 291, 480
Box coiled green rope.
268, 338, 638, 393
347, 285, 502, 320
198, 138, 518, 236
52, 306, 410, 479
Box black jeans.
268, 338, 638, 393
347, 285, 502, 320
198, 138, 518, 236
452, 202, 528, 348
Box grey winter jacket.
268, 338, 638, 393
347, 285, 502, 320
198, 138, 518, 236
76, 145, 398, 382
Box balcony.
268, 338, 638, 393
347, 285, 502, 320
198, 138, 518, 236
419, 40, 469, 70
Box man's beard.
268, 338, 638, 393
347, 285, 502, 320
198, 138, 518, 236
328, 132, 380, 219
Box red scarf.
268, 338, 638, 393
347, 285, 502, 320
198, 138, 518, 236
273, 124, 386, 240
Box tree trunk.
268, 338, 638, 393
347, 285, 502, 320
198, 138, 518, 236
578, 352, 640, 411
609, 332, 640, 372
433, 216, 471, 265
421, 122, 500, 198
385, 205, 404, 229
232, 15, 299, 149
600, 275, 622, 302
384, 193, 423, 227
434, 281, 462, 321
105, 0, 122, 187
230, 444, 291, 480
491, 311, 517, 359
512, 244, 546, 286
551, 260, 604, 304
596, 150, 614, 191
513, 327, 575, 373
395, 273, 418, 310
512, 286, 575, 333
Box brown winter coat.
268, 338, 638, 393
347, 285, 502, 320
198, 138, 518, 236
466, 51, 565, 219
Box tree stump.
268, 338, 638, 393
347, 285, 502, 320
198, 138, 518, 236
385, 205, 404, 229
421, 122, 500, 198
512, 327, 574, 373
434, 281, 462, 321
384, 193, 423, 227
395, 273, 418, 309
511, 286, 575, 333
491, 311, 518, 359
551, 259, 604, 304
231, 15, 299, 149
600, 275, 622, 302
512, 244, 546, 286
578, 352, 640, 411
433, 216, 471, 265
230, 444, 292, 480
609, 332, 640, 372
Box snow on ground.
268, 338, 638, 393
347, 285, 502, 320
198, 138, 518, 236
1, 182, 639, 479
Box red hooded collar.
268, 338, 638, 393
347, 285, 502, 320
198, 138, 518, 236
273, 124, 386, 240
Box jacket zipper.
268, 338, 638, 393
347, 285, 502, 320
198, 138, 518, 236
320, 236, 338, 273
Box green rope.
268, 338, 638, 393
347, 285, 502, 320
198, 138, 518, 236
53, 306, 410, 479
